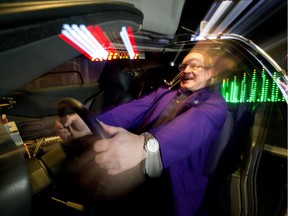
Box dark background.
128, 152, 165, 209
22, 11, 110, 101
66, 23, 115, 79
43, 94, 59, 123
176, 0, 287, 70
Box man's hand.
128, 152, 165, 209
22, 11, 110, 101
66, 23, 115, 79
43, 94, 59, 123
93, 122, 147, 175
55, 113, 91, 140
65, 121, 146, 199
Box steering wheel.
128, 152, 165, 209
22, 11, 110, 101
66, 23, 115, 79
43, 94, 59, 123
58, 97, 107, 140
37, 97, 108, 183
55, 97, 144, 204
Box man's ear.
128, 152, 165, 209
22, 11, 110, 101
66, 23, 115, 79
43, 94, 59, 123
205, 69, 214, 88
206, 68, 213, 79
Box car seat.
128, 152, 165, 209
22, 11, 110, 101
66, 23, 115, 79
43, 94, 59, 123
87, 60, 135, 114
194, 110, 234, 216
195, 74, 235, 215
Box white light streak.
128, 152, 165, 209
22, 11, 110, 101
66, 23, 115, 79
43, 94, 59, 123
120, 26, 135, 59
79, 25, 108, 59
62, 24, 108, 60
71, 24, 100, 58
228, 0, 283, 35
213, 0, 253, 34
61, 29, 94, 58
63, 24, 95, 57
200, 1, 233, 36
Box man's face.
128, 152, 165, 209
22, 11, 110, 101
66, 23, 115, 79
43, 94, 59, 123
179, 52, 212, 92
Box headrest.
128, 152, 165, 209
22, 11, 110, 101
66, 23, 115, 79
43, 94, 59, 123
99, 60, 132, 90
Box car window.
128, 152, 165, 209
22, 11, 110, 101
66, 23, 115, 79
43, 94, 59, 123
21, 57, 106, 90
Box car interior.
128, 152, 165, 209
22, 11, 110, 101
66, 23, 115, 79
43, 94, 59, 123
0, 1, 286, 216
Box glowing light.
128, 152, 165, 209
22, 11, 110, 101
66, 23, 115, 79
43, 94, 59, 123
64, 24, 94, 58
88, 25, 117, 55
120, 26, 135, 59
222, 69, 285, 103
78, 24, 109, 60
60, 24, 108, 60
200, 1, 233, 35
127, 26, 138, 56
59, 24, 139, 61
59, 30, 92, 59
213, 0, 252, 34
228, 0, 280, 35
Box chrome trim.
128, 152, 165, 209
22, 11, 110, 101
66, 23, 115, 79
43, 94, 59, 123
264, 144, 288, 158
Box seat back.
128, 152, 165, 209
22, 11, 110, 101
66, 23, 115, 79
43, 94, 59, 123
204, 111, 234, 176
88, 60, 134, 114
196, 111, 234, 216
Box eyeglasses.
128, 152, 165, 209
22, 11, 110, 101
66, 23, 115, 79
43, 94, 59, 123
178, 63, 209, 72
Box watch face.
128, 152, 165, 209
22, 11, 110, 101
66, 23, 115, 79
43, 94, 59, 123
147, 139, 159, 153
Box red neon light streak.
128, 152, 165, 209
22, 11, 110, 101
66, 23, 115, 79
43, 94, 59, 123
88, 25, 117, 53
59, 34, 92, 60
87, 26, 105, 45
127, 26, 138, 54
94, 25, 109, 47
59, 24, 139, 61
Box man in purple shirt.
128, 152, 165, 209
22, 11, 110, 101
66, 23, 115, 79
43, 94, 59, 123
55, 50, 227, 216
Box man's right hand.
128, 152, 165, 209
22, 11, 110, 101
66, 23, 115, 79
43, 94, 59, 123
54, 113, 91, 140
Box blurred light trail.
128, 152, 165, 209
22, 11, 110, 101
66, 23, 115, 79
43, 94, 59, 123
213, 0, 252, 34
200, 0, 233, 35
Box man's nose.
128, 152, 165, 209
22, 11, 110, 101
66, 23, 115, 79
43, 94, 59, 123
182, 69, 192, 74
181, 70, 193, 79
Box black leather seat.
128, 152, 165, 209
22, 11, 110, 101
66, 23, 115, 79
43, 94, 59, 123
88, 60, 135, 114
195, 111, 234, 216
204, 111, 234, 176
195, 75, 235, 215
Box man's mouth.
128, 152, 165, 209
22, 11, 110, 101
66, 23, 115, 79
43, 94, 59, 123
181, 75, 193, 81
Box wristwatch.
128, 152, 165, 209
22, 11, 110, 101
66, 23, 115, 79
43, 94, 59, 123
141, 132, 162, 178
142, 132, 159, 153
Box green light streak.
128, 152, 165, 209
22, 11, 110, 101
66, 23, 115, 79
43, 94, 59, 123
221, 68, 285, 103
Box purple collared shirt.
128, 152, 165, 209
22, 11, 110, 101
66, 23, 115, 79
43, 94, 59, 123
97, 86, 227, 216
